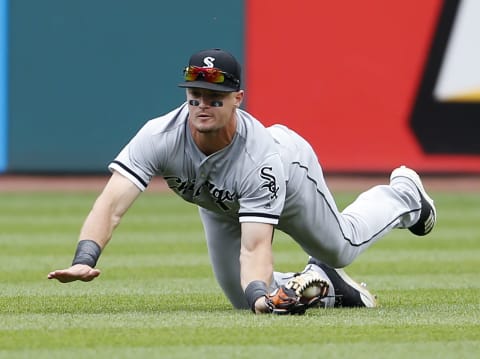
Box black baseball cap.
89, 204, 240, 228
178, 49, 242, 92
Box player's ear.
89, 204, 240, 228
234, 90, 244, 107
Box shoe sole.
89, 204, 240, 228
333, 268, 377, 308
390, 165, 437, 235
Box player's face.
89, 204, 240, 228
186, 88, 243, 134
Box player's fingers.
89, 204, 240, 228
81, 268, 101, 282
47, 269, 79, 282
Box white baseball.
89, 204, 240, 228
302, 285, 321, 299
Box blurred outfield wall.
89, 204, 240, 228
1, 0, 479, 174
2, 0, 244, 173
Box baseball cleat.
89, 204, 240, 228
285, 268, 329, 307
308, 258, 377, 308
390, 165, 437, 236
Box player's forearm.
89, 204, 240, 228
239, 222, 274, 288
240, 222, 275, 313
78, 172, 140, 249
78, 203, 118, 249
239, 243, 273, 289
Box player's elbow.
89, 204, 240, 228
111, 213, 123, 229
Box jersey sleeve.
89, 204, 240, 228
237, 154, 286, 225
108, 120, 164, 191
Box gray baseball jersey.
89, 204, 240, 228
110, 103, 285, 225
109, 103, 422, 309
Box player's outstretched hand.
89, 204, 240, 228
47, 264, 101, 283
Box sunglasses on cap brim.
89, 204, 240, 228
183, 66, 239, 86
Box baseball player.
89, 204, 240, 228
48, 49, 436, 314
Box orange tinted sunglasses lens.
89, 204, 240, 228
184, 66, 225, 83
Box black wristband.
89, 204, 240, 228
245, 280, 268, 312
72, 240, 102, 267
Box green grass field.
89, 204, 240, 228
0, 189, 479, 358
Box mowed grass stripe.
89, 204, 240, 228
1, 324, 478, 349
1, 342, 478, 359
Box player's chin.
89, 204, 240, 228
194, 122, 221, 134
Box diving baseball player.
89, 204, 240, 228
48, 49, 436, 314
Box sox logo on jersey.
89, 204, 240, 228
260, 166, 279, 200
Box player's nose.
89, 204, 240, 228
197, 97, 209, 107
197, 96, 212, 108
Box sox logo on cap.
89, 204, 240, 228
203, 56, 215, 68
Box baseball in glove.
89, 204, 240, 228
266, 269, 330, 315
